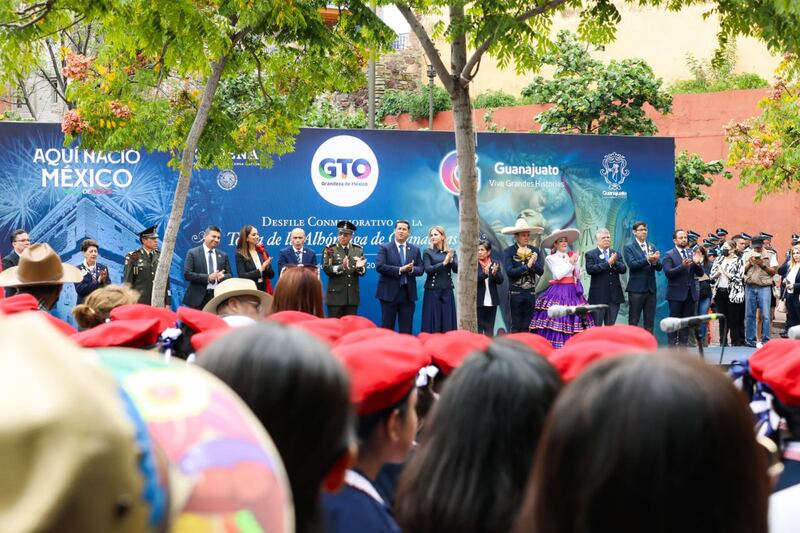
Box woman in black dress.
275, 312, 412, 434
235, 224, 274, 294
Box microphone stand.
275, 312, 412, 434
575, 309, 591, 331
693, 324, 704, 359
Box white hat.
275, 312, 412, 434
541, 228, 580, 249
500, 218, 545, 235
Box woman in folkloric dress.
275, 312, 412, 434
529, 228, 594, 347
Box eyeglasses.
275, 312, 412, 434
756, 435, 784, 480
238, 298, 263, 313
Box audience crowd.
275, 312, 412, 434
1, 225, 800, 532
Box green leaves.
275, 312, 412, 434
674, 150, 732, 206
521, 30, 672, 136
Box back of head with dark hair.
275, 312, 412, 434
270, 267, 325, 317
395, 339, 562, 533
516, 352, 769, 533
198, 322, 353, 533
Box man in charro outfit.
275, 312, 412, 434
501, 217, 545, 333
323, 220, 367, 318
123, 225, 171, 305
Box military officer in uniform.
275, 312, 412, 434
323, 220, 367, 317
123, 225, 171, 306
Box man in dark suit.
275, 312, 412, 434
623, 221, 662, 332
323, 220, 366, 317
500, 218, 544, 332
585, 228, 627, 326
277, 228, 317, 277
662, 229, 705, 346
2, 229, 30, 297
375, 220, 423, 333
182, 225, 232, 309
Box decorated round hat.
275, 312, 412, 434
541, 228, 580, 250
94, 348, 295, 532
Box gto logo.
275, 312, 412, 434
318, 157, 373, 180
310, 135, 379, 207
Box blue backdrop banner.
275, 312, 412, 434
0, 123, 675, 338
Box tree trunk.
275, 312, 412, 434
452, 85, 479, 332
150, 55, 229, 307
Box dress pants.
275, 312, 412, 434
477, 306, 498, 336
509, 288, 535, 333
667, 298, 697, 346
328, 305, 358, 318
628, 291, 656, 332
713, 289, 744, 346
380, 287, 414, 334
592, 303, 620, 326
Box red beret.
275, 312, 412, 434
338, 314, 376, 332
292, 318, 344, 345
548, 340, 649, 382
335, 327, 397, 347
0, 293, 38, 314
502, 332, 554, 357
177, 306, 227, 333
423, 330, 491, 375
749, 339, 800, 383
565, 324, 658, 351
0, 295, 77, 335
191, 327, 231, 353
110, 304, 177, 332
759, 343, 800, 406
266, 310, 319, 325
333, 333, 430, 414
71, 318, 161, 348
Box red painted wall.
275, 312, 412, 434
384, 89, 799, 253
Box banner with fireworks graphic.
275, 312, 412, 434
0, 123, 674, 334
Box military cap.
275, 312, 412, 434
715, 228, 728, 237
336, 220, 356, 235
740, 232, 753, 240
138, 225, 158, 240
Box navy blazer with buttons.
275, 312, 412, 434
662, 247, 703, 302
375, 241, 423, 302
477, 261, 504, 306
585, 247, 627, 305
423, 248, 458, 289
623, 240, 662, 294
277, 246, 317, 276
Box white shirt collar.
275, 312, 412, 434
344, 470, 384, 504
202, 244, 215, 255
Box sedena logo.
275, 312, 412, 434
439, 150, 480, 195
310, 135, 379, 207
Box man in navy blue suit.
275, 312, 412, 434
500, 218, 544, 332
182, 225, 232, 309
375, 220, 423, 333
277, 228, 318, 277
585, 228, 627, 326
662, 229, 705, 346
623, 221, 662, 332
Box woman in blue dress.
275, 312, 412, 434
421, 226, 458, 333
75, 239, 110, 304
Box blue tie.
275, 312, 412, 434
399, 244, 406, 265
603, 249, 609, 262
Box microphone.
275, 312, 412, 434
659, 313, 724, 333
547, 304, 608, 318
788, 325, 800, 340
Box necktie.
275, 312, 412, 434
641, 243, 647, 254
295, 250, 302, 263
683, 248, 689, 260
603, 249, 609, 262
207, 250, 214, 276
399, 244, 406, 265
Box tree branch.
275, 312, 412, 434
461, 0, 569, 84
0, 0, 54, 29
395, 4, 454, 94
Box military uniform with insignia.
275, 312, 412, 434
123, 225, 171, 306
324, 221, 366, 317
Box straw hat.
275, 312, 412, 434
500, 217, 544, 235
202, 277, 273, 314
0, 243, 83, 287
541, 228, 580, 249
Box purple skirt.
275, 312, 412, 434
529, 281, 594, 348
